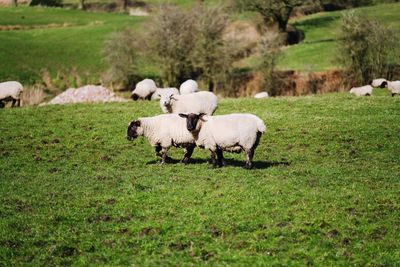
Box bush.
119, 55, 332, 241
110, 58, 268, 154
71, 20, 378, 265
337, 11, 400, 85
30, 0, 62, 7
102, 28, 139, 89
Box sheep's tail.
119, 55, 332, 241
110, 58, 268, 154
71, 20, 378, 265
257, 118, 266, 133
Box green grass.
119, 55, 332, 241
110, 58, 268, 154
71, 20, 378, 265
279, 3, 400, 71
0, 7, 147, 84
1, 92, 400, 265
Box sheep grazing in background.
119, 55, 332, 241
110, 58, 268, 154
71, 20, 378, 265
160, 91, 218, 115
0, 81, 24, 108
349, 85, 373, 97
127, 114, 196, 164
151, 87, 180, 100
371, 78, 387, 88
179, 79, 198, 95
131, 79, 157, 101
381, 80, 400, 96
254, 92, 269, 99
179, 113, 266, 169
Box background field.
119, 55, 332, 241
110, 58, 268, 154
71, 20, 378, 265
1, 92, 399, 265
1, 3, 400, 85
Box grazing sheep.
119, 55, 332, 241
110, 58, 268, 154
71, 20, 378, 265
160, 91, 218, 115
0, 81, 24, 108
127, 114, 196, 164
131, 79, 157, 101
254, 92, 269, 99
151, 87, 180, 100
381, 80, 400, 96
179, 79, 198, 95
349, 85, 373, 97
371, 78, 387, 88
179, 113, 266, 169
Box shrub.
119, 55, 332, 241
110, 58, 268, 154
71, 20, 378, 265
337, 11, 400, 85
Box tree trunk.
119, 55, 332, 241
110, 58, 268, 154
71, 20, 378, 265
208, 79, 214, 92
123, 0, 128, 11
79, 0, 86, 10
11, 0, 17, 7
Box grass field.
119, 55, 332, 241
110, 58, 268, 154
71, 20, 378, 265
1, 3, 400, 86
1, 92, 399, 265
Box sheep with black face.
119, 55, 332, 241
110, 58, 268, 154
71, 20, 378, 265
160, 91, 218, 115
179, 113, 266, 169
127, 114, 196, 164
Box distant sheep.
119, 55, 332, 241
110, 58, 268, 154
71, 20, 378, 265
0, 81, 24, 108
131, 79, 157, 101
160, 91, 218, 115
254, 92, 269, 99
349, 85, 373, 97
179, 113, 266, 169
179, 79, 198, 95
381, 80, 400, 96
371, 78, 387, 88
151, 87, 180, 100
127, 114, 196, 164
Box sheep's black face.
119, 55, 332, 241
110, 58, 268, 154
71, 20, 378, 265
179, 113, 205, 132
127, 120, 140, 141
131, 93, 139, 101
380, 81, 388, 88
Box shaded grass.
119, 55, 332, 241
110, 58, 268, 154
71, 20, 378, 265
1, 93, 399, 265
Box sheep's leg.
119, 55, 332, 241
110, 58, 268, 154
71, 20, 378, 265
16, 99, 21, 107
161, 147, 170, 164
0, 101, 4, 109
209, 150, 218, 168
11, 98, 16, 108
244, 149, 254, 169
216, 147, 227, 167
155, 145, 162, 157
181, 144, 195, 164
392, 93, 396, 97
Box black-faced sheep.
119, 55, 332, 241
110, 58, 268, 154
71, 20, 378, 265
349, 85, 373, 97
131, 79, 157, 101
127, 114, 196, 164
179, 113, 266, 169
151, 87, 180, 101
381, 80, 400, 96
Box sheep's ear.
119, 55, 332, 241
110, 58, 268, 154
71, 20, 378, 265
199, 113, 207, 121
133, 120, 141, 127
179, 113, 188, 118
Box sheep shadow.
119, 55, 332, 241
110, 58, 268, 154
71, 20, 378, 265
145, 157, 290, 169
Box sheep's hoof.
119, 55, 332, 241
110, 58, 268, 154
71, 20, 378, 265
181, 157, 190, 164
243, 164, 253, 170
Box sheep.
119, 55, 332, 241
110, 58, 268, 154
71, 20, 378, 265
151, 87, 180, 101
179, 79, 198, 95
0, 81, 24, 108
131, 79, 157, 101
127, 114, 196, 164
371, 78, 387, 88
254, 92, 269, 99
160, 91, 218, 115
179, 113, 266, 169
349, 85, 373, 97
381, 80, 400, 96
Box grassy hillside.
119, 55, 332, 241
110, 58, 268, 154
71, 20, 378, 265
1, 92, 400, 265
0, 7, 146, 84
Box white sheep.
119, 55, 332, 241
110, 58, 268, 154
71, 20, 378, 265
179, 79, 199, 95
0, 81, 24, 108
160, 91, 218, 115
371, 78, 387, 88
127, 114, 196, 164
131, 79, 157, 101
254, 92, 269, 99
349, 85, 373, 97
179, 113, 266, 169
381, 80, 400, 96
151, 87, 180, 101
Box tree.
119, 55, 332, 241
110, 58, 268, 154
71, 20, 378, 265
102, 28, 138, 88
258, 31, 283, 96
11, 0, 17, 7
148, 6, 197, 86
237, 0, 302, 32
191, 5, 236, 92
338, 11, 399, 85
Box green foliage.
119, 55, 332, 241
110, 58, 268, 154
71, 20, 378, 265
1, 93, 400, 265
102, 28, 138, 88
338, 11, 400, 85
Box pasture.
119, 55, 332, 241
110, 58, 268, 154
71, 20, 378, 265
1, 92, 399, 265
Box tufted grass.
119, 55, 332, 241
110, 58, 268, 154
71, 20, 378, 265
1, 92, 399, 265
